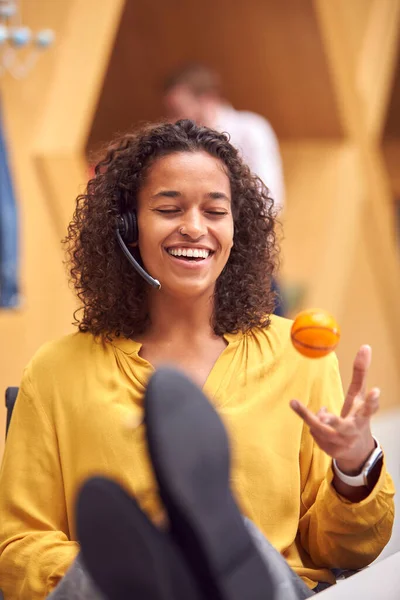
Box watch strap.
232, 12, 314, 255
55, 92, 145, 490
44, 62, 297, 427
332, 436, 382, 488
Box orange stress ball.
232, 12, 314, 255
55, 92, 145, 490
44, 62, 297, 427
291, 308, 340, 358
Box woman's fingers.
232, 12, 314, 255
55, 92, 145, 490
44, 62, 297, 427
292, 400, 363, 439
359, 388, 380, 418
341, 345, 371, 418
291, 383, 380, 452
345, 386, 380, 420
290, 400, 338, 438
318, 410, 339, 427
294, 400, 350, 434
310, 427, 357, 457
291, 379, 380, 461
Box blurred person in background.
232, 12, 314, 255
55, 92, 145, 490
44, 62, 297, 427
163, 63, 286, 315
163, 64, 285, 214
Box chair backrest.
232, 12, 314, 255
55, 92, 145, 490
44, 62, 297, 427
5, 386, 18, 438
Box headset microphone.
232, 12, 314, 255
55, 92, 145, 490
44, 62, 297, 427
115, 215, 161, 290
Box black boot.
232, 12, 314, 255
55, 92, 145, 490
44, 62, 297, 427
144, 367, 275, 600
76, 476, 205, 600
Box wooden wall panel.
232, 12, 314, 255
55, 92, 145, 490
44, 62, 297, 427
337, 225, 400, 410
382, 140, 400, 199
88, 0, 344, 152
0, 0, 125, 458
384, 37, 400, 138
280, 141, 364, 317
336, 0, 375, 71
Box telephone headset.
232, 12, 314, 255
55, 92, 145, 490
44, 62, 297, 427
115, 211, 161, 290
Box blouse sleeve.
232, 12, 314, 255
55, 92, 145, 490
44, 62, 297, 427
297, 353, 395, 569
0, 368, 79, 599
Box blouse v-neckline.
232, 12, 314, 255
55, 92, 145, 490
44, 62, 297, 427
110, 331, 243, 398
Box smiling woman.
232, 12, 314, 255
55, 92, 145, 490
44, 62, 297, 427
0, 120, 395, 600
64, 119, 278, 340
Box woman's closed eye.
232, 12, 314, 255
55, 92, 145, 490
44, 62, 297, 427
155, 208, 181, 214
155, 208, 228, 217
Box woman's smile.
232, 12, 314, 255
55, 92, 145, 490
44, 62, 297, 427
164, 246, 214, 269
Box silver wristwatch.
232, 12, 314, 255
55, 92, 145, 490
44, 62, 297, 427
332, 437, 383, 489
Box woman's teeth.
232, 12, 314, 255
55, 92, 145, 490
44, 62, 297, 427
167, 248, 210, 259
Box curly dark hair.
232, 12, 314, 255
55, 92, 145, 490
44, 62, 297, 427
64, 119, 280, 339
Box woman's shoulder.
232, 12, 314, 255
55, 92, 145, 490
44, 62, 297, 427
25, 331, 105, 381
246, 314, 294, 348
245, 315, 339, 373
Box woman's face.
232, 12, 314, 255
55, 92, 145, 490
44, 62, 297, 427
136, 151, 234, 299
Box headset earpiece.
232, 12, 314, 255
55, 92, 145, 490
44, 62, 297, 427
117, 211, 138, 245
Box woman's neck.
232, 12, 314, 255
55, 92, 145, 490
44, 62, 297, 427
144, 288, 218, 343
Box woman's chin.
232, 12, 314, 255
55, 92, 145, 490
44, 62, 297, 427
159, 277, 216, 300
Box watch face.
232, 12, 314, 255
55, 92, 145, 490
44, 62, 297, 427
366, 451, 383, 490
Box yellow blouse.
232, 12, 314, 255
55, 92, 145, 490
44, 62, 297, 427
0, 315, 395, 599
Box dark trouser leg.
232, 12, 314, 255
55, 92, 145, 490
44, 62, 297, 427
244, 519, 315, 599
49, 514, 315, 600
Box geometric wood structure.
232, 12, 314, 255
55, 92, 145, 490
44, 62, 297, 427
0, 0, 399, 456
0, 0, 125, 457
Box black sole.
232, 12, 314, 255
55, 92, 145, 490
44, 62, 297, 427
76, 476, 203, 600
144, 368, 274, 600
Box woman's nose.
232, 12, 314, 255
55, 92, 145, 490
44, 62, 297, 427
179, 212, 206, 239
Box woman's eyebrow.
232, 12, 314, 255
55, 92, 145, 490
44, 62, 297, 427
153, 190, 181, 198
208, 192, 230, 201
151, 190, 230, 201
